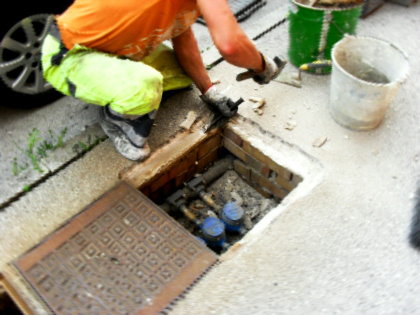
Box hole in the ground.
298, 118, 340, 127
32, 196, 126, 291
0, 288, 23, 315
140, 128, 303, 255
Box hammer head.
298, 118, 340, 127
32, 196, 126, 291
274, 56, 288, 74
236, 56, 287, 82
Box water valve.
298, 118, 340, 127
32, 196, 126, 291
221, 202, 245, 232
200, 217, 226, 248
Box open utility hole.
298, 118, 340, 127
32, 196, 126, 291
140, 128, 303, 254
0, 287, 22, 315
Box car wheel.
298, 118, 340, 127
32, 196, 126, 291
0, 14, 62, 109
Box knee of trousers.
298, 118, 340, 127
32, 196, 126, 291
107, 68, 164, 116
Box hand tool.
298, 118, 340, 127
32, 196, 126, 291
274, 70, 302, 88
203, 56, 286, 133
300, 59, 332, 71
236, 56, 287, 82
236, 56, 301, 87
202, 97, 244, 133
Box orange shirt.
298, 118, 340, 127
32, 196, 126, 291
57, 0, 200, 60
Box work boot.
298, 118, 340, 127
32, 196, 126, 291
99, 106, 155, 161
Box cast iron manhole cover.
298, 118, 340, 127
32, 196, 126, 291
14, 181, 218, 314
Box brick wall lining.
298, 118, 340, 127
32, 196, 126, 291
223, 128, 302, 202
141, 129, 303, 204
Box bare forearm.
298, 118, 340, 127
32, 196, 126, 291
172, 28, 212, 94
197, 0, 264, 72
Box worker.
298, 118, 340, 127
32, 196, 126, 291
41, 0, 281, 161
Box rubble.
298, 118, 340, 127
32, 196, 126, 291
180, 111, 197, 130
249, 97, 266, 115
312, 137, 327, 147
285, 119, 297, 130
231, 191, 243, 206
249, 97, 266, 108
170, 163, 278, 254
208, 168, 277, 244
207, 210, 218, 218
244, 215, 254, 230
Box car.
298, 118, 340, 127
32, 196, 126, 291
0, 2, 72, 108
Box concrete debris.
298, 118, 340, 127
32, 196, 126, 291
225, 180, 235, 191
274, 71, 302, 88
285, 119, 297, 130
249, 97, 266, 115
312, 137, 327, 148
207, 169, 278, 245
244, 214, 254, 230
231, 191, 243, 206
207, 210, 218, 218
180, 111, 197, 130
249, 97, 266, 108
211, 78, 221, 85
258, 199, 272, 218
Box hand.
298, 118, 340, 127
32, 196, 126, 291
201, 85, 238, 118
253, 54, 285, 84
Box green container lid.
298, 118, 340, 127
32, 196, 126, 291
288, 0, 362, 74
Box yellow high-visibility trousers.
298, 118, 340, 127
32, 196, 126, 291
42, 34, 192, 116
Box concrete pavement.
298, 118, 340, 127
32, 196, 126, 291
1, 1, 420, 313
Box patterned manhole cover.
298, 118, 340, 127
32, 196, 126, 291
14, 181, 218, 314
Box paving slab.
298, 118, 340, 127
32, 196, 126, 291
170, 3, 420, 314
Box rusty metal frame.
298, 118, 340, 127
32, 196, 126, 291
13, 181, 218, 314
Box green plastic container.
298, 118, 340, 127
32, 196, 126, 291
288, 0, 362, 74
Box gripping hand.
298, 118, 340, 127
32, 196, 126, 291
253, 54, 286, 84
201, 85, 238, 118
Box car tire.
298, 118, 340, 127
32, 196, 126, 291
0, 14, 63, 109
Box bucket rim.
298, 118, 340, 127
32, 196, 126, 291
291, 0, 363, 11
331, 34, 410, 86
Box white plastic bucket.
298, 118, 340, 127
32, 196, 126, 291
329, 35, 409, 130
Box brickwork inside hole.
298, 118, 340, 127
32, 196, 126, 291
141, 130, 302, 203
139, 128, 303, 253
